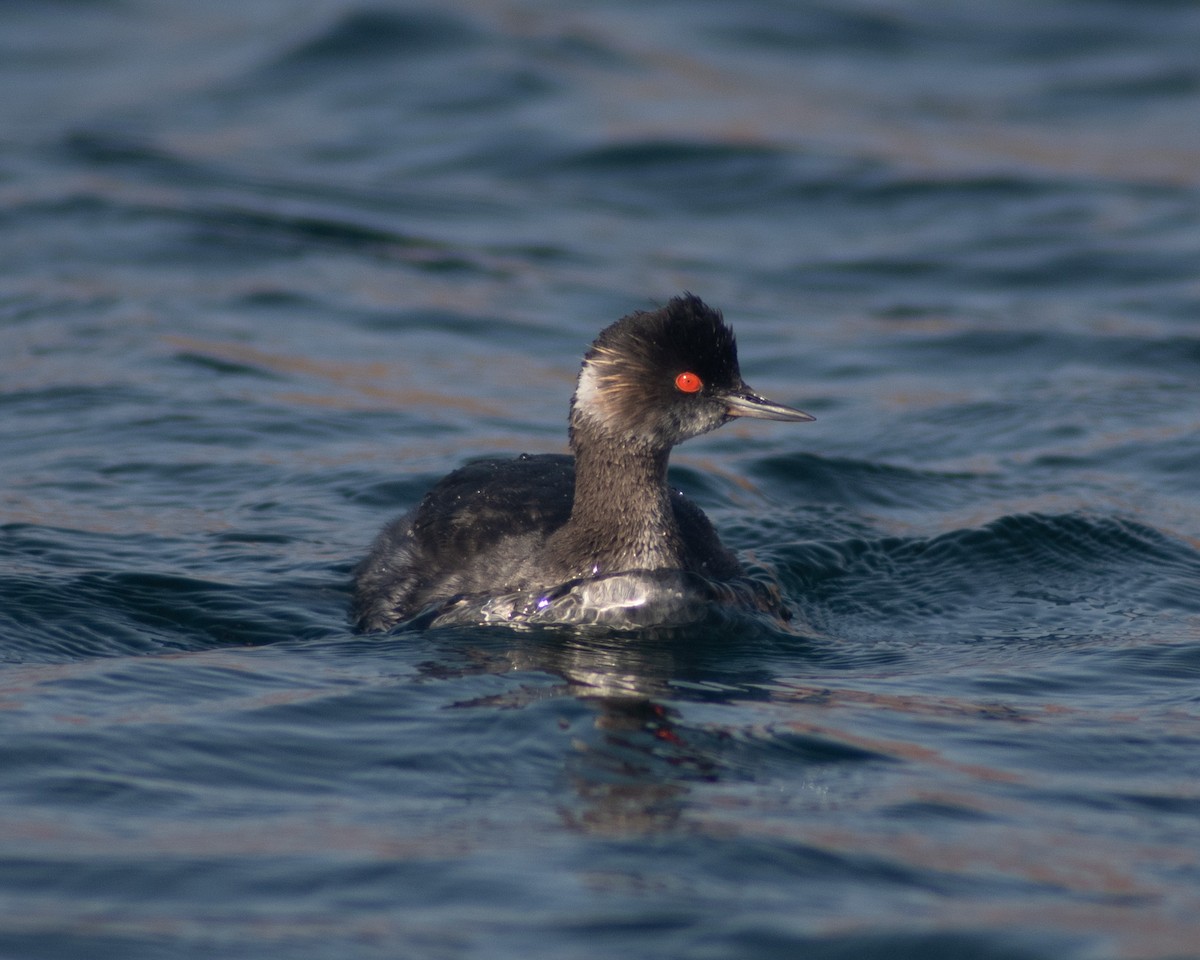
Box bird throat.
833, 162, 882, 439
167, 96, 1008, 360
551, 439, 683, 577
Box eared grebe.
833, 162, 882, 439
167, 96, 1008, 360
351, 294, 813, 632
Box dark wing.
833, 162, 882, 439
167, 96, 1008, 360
351, 455, 574, 631
669, 487, 744, 580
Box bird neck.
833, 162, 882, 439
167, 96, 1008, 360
550, 431, 684, 577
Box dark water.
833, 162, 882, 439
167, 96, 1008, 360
4, 1, 1200, 957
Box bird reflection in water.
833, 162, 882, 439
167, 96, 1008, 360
426, 623, 778, 836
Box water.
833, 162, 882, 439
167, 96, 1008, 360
3, 1, 1200, 957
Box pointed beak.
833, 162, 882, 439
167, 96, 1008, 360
722, 386, 815, 423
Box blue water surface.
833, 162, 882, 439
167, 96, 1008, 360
3, 1, 1200, 958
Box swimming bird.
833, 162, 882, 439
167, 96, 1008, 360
351, 294, 813, 631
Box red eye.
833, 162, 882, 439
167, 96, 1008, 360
674, 371, 703, 393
